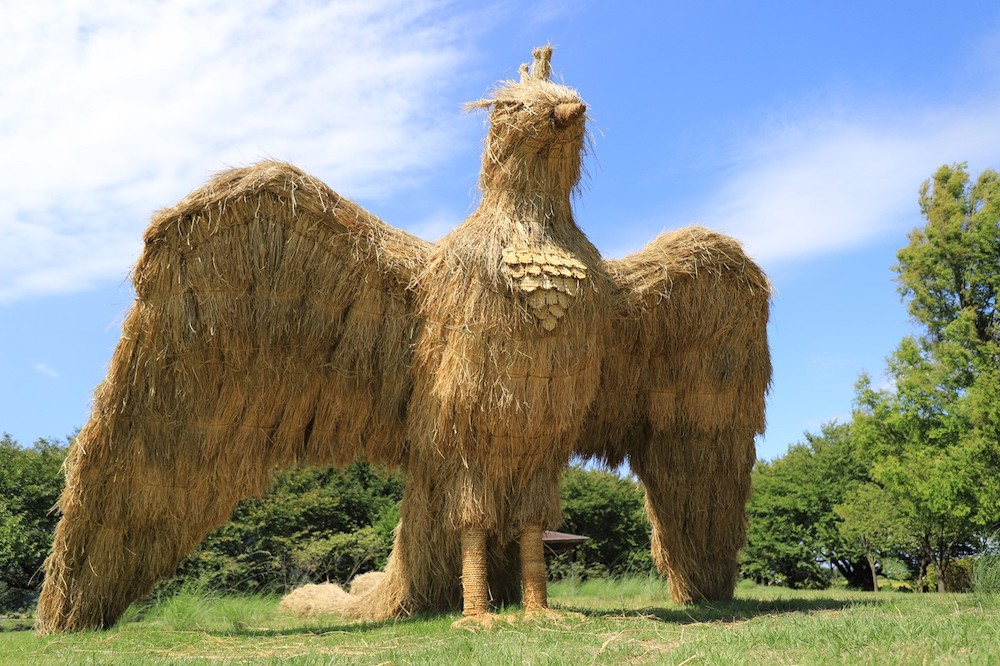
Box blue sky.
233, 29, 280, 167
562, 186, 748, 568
2, 1, 999, 461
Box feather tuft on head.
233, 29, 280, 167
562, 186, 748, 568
522, 45, 553, 82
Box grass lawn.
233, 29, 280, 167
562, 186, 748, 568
1, 578, 998, 664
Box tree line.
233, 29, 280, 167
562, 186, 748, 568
745, 163, 1000, 592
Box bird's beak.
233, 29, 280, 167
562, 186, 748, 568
554, 102, 586, 127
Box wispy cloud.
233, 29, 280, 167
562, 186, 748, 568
0, 0, 485, 304
34, 363, 59, 379
694, 95, 1000, 266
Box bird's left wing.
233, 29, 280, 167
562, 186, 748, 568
576, 226, 771, 603
38, 161, 431, 633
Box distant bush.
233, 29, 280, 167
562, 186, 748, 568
290, 526, 390, 583
549, 465, 653, 580
169, 463, 402, 595
925, 559, 974, 593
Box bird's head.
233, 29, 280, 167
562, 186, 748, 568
469, 46, 588, 199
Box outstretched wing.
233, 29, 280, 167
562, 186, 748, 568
38, 161, 430, 632
577, 226, 771, 603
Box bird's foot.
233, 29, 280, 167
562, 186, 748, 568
451, 612, 518, 631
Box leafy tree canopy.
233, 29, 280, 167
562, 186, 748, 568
896, 163, 1000, 345
0, 435, 67, 611
742, 422, 874, 589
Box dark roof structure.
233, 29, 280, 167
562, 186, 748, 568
542, 530, 590, 554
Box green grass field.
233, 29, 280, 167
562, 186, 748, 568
2, 578, 998, 664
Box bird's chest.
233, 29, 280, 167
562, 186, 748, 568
414, 244, 605, 443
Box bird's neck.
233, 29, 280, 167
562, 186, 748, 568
476, 144, 583, 238
478, 187, 577, 237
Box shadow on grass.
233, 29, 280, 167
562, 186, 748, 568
200, 596, 886, 638
553, 596, 885, 624
0, 618, 34, 632
205, 610, 459, 639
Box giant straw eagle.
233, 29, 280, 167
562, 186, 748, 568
37, 47, 771, 633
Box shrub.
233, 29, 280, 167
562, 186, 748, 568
290, 527, 390, 584
170, 463, 402, 594
550, 465, 653, 580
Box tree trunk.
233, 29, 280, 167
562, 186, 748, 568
936, 561, 948, 593
867, 553, 879, 592
832, 557, 875, 590
935, 548, 952, 592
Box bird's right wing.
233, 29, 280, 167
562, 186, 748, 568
38, 161, 431, 633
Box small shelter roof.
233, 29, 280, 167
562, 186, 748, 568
542, 530, 589, 554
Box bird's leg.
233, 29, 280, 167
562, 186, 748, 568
519, 524, 548, 613
453, 527, 514, 630
519, 524, 585, 624
460, 527, 490, 617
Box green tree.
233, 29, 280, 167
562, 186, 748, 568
964, 341, 1000, 528
852, 332, 987, 592
741, 450, 830, 589
742, 163, 998, 593
742, 423, 874, 589
835, 483, 906, 592
0, 435, 67, 611
896, 163, 999, 345
0, 505, 32, 594
849, 162, 1000, 590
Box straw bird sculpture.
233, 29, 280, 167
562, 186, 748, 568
37, 47, 771, 633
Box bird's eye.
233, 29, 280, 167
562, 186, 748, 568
496, 101, 525, 112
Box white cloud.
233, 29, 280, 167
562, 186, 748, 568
34, 363, 60, 379
0, 0, 485, 304
694, 97, 1000, 266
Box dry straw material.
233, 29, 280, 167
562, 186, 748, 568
37, 46, 771, 633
